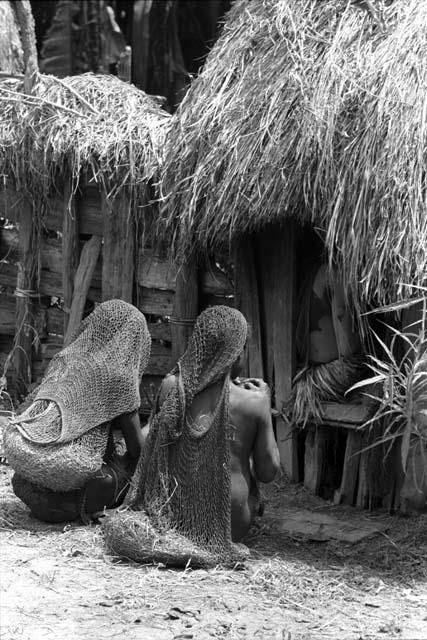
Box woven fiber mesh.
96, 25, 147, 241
5, 410, 109, 491
103, 306, 250, 567
4, 300, 151, 492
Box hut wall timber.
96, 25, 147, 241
0, 184, 233, 413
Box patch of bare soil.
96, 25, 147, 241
1, 465, 426, 640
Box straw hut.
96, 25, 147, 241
161, 0, 427, 511
0, 3, 232, 414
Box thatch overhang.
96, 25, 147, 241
161, 0, 427, 309
0, 72, 170, 211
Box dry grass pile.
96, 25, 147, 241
0, 72, 170, 208
161, 0, 427, 310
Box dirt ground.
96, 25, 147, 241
1, 464, 426, 640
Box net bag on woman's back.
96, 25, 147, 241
4, 300, 151, 492
103, 306, 250, 568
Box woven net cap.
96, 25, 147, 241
5, 300, 151, 491
103, 305, 250, 567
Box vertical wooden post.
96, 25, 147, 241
13, 199, 36, 398
257, 222, 299, 481
171, 261, 198, 364
64, 235, 102, 347
62, 183, 80, 337
303, 426, 327, 495
102, 192, 134, 303
356, 433, 370, 509
234, 236, 264, 378
11, 1, 38, 398
12, 0, 38, 92
338, 431, 362, 505
132, 0, 151, 90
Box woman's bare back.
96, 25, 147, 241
157, 374, 280, 542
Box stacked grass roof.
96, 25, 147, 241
0, 72, 170, 211
161, 0, 427, 311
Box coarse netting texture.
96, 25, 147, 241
4, 300, 151, 491
5, 405, 109, 491
104, 306, 250, 567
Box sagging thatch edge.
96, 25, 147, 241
0, 72, 171, 210
159, 0, 427, 311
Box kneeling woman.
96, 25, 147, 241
4, 300, 151, 523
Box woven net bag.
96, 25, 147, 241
4, 300, 151, 492
103, 306, 250, 568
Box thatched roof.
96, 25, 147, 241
161, 0, 427, 308
0, 72, 170, 209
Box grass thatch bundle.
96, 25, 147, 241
103, 509, 250, 568
161, 0, 427, 309
0, 72, 170, 207
290, 356, 364, 426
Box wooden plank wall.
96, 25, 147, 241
0, 185, 233, 414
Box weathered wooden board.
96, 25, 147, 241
137, 286, 174, 316
0, 293, 16, 335
46, 306, 65, 337
1, 230, 102, 301
102, 193, 134, 303
13, 198, 37, 397
64, 235, 102, 346
337, 431, 362, 505
201, 266, 233, 297
0, 292, 48, 340
270, 509, 387, 543
0, 262, 101, 303
0, 335, 15, 385
136, 249, 233, 297
304, 426, 327, 495
137, 249, 177, 290
320, 401, 373, 426
234, 235, 264, 378
171, 262, 198, 362
2, 228, 233, 304
0, 226, 19, 260
39, 335, 64, 360
356, 433, 370, 509
0, 185, 103, 235
62, 185, 80, 334
257, 222, 298, 481
201, 293, 234, 309
147, 321, 171, 342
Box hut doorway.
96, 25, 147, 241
234, 221, 373, 505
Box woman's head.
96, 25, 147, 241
179, 306, 248, 397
